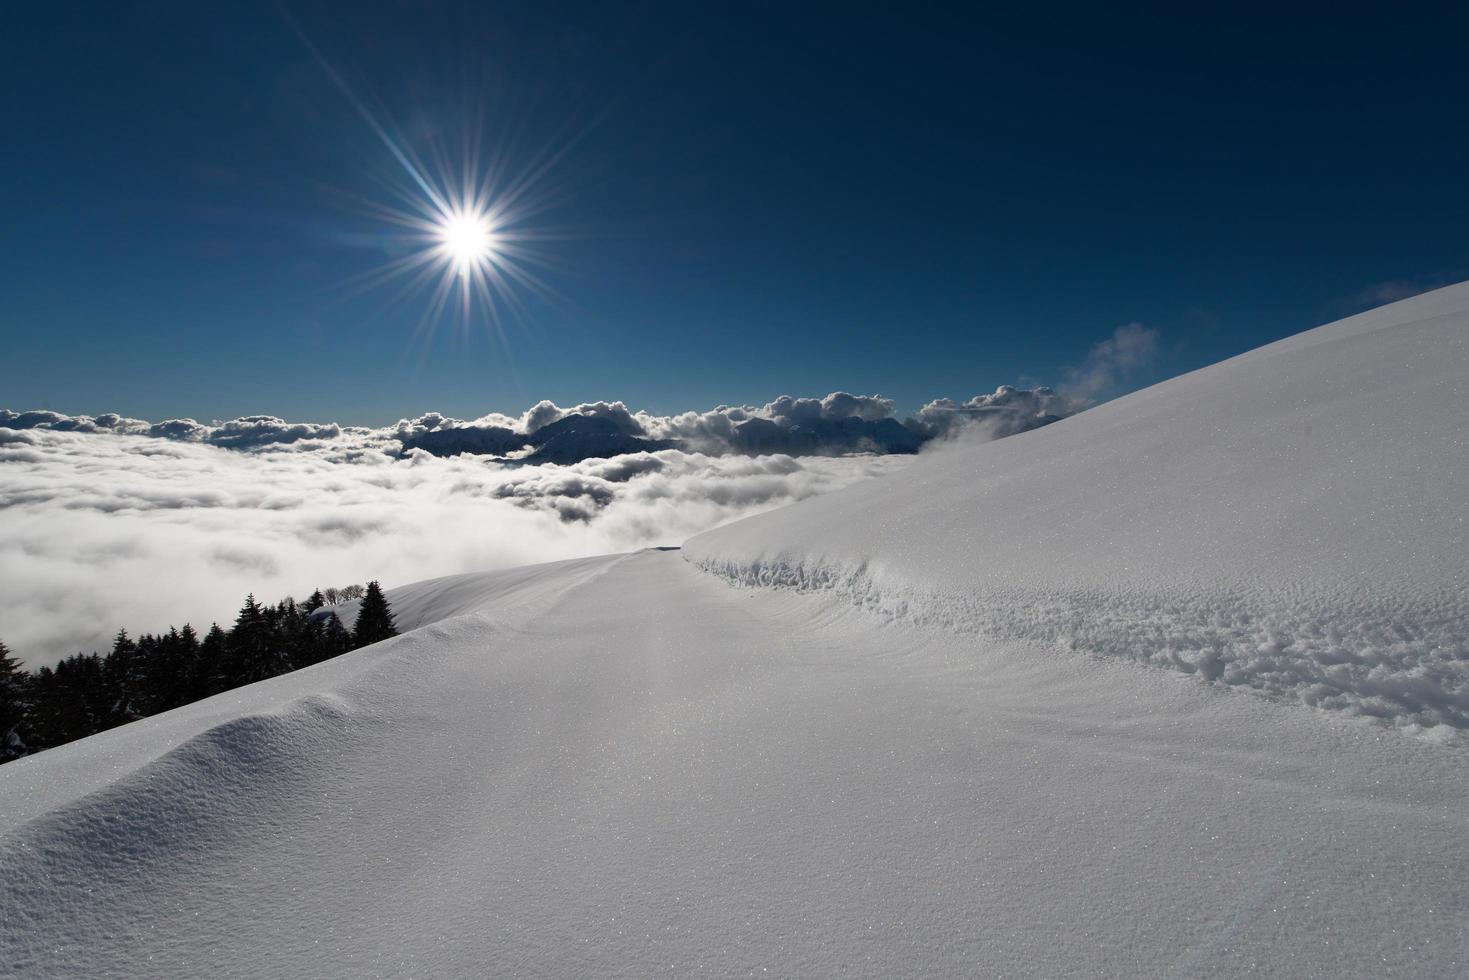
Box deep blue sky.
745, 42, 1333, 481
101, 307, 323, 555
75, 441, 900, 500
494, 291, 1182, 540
3, 2, 1466, 424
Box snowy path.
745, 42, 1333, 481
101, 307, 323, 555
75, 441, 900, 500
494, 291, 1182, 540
3, 549, 1466, 977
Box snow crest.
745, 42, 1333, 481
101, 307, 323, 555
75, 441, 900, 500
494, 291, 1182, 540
691, 553, 1469, 735
686, 282, 1469, 741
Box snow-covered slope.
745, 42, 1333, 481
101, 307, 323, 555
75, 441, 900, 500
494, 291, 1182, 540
0, 554, 626, 832
4, 549, 1467, 977
2, 286, 1467, 976
689, 282, 1469, 733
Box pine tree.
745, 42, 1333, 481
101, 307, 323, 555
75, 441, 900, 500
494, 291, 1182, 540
25, 665, 62, 749
137, 626, 200, 714
0, 640, 28, 762
177, 624, 202, 698
4, 574, 402, 763
193, 624, 229, 700
224, 594, 292, 685
29, 652, 109, 747
352, 581, 398, 647
102, 629, 142, 725
320, 612, 353, 661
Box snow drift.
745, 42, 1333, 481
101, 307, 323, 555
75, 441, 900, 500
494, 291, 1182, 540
688, 282, 1469, 734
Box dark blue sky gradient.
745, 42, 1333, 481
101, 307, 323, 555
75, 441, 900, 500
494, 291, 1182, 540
3, 2, 1466, 424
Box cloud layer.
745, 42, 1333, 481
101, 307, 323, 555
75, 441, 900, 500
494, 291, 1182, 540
1, 328, 1159, 665
0, 427, 910, 666
1, 382, 1075, 464
3, 318, 1162, 464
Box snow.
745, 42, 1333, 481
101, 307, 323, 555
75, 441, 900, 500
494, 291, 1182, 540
3, 285, 1468, 975
688, 281, 1469, 733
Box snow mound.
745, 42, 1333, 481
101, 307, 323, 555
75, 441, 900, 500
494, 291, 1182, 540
0, 553, 627, 832
687, 282, 1469, 733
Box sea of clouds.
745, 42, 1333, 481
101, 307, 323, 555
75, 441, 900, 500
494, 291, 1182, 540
0, 426, 911, 665
0, 325, 1157, 666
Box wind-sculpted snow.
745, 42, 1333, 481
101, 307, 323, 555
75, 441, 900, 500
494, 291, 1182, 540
691, 555, 1469, 737
4, 549, 1467, 976
688, 282, 1469, 737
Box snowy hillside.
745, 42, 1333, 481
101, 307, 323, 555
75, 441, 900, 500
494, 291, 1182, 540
2, 286, 1467, 976
689, 281, 1469, 733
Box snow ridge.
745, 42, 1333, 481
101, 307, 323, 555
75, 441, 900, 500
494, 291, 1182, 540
686, 283, 1469, 741
691, 555, 1469, 738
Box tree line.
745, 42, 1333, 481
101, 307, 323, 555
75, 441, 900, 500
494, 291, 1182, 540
0, 581, 398, 765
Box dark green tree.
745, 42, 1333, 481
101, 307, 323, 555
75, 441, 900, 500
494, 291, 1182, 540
320, 612, 353, 661
136, 626, 201, 714
223, 594, 292, 685
191, 624, 229, 700
0, 640, 28, 761
2, 573, 407, 768
102, 629, 143, 725
352, 581, 398, 647
171, 624, 203, 704
272, 598, 318, 670
28, 652, 110, 748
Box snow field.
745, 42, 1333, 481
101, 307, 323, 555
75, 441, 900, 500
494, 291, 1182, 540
687, 282, 1469, 736
3, 550, 1466, 976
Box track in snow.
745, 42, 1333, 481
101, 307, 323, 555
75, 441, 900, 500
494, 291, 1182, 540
3, 549, 1465, 977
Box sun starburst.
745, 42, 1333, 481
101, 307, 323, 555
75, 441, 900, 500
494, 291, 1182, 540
328, 145, 574, 356
285, 12, 573, 352
438, 209, 498, 276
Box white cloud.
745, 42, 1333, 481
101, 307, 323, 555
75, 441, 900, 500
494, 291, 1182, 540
908, 385, 1074, 444
0, 429, 910, 666
0, 324, 1158, 664
2, 381, 1087, 461
1060, 323, 1160, 404
1352, 273, 1464, 307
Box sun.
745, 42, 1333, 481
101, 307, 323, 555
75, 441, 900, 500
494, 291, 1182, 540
437, 208, 497, 277
324, 116, 561, 335
290, 13, 567, 338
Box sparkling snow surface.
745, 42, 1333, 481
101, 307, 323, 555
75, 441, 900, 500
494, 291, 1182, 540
690, 282, 1469, 734
3, 286, 1468, 976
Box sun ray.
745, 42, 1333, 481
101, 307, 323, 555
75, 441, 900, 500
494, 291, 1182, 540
286, 13, 592, 354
